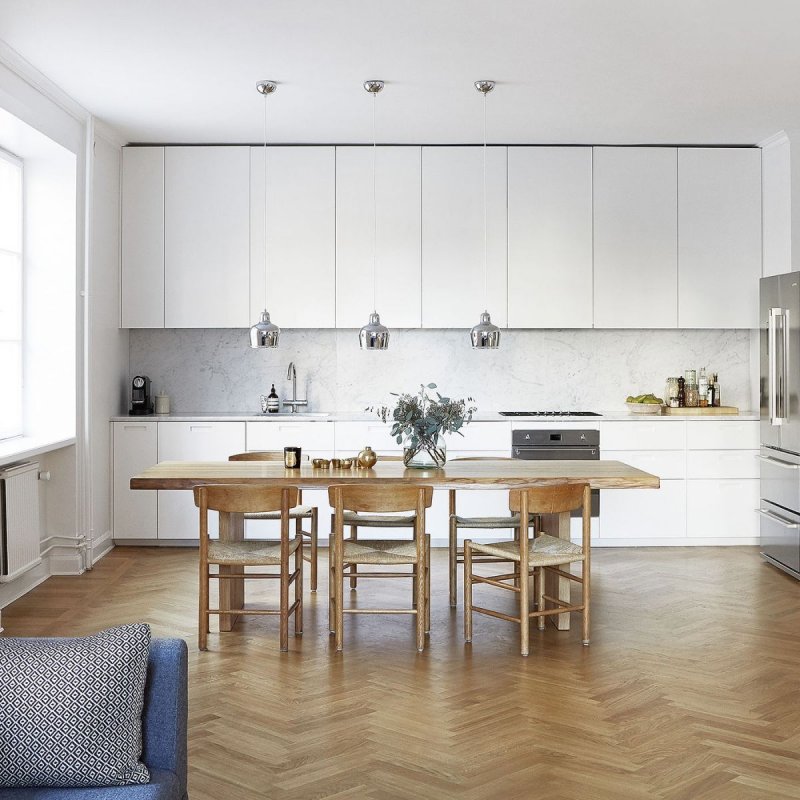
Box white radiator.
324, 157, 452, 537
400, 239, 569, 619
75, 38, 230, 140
0, 461, 42, 582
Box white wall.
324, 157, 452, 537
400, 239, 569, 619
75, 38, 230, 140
88, 133, 127, 551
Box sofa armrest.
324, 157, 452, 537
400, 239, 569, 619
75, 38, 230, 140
142, 638, 188, 798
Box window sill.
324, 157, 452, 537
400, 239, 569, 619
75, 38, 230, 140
0, 435, 76, 468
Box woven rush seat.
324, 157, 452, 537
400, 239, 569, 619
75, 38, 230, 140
244, 505, 315, 520
342, 511, 416, 527
453, 513, 522, 529
471, 533, 584, 566
342, 538, 419, 565
208, 536, 301, 566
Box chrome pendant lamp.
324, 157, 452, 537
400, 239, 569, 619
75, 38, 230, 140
249, 80, 280, 348
359, 79, 390, 350
470, 79, 501, 350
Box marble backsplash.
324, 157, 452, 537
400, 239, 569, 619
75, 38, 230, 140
129, 328, 758, 415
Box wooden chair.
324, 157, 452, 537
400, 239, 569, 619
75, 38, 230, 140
193, 484, 303, 652
448, 457, 535, 607
329, 483, 433, 652
464, 483, 591, 657
332, 455, 416, 593
229, 451, 319, 592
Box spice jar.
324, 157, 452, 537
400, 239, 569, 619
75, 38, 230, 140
665, 377, 680, 408
685, 384, 700, 408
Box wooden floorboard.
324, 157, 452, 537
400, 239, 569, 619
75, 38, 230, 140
2, 545, 799, 799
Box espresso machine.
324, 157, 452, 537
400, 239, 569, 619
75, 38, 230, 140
129, 375, 154, 415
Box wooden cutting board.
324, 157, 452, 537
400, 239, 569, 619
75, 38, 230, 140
663, 406, 739, 415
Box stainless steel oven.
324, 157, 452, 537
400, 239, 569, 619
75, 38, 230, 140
511, 429, 600, 517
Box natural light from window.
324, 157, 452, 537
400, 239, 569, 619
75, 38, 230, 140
0, 148, 22, 441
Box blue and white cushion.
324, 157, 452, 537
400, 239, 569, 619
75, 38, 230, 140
0, 624, 152, 788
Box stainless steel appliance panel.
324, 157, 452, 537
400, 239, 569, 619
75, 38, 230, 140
759, 446, 800, 514
778, 272, 800, 454
760, 273, 783, 450
758, 499, 800, 578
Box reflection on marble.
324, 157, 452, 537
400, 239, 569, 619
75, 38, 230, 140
129, 328, 755, 414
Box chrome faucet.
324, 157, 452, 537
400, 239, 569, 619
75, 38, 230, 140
283, 362, 308, 413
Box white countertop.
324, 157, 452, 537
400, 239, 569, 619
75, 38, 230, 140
111, 411, 759, 422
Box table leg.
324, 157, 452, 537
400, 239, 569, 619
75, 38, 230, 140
218, 511, 244, 631
539, 510, 571, 631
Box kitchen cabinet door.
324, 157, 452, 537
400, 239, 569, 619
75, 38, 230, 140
686, 478, 759, 539
113, 421, 158, 540
157, 421, 246, 540
250, 146, 336, 328
600, 480, 686, 540
121, 147, 164, 328
164, 147, 250, 328
246, 420, 335, 456
508, 147, 593, 328
593, 147, 678, 328
421, 147, 507, 328
336, 146, 421, 328
678, 148, 761, 328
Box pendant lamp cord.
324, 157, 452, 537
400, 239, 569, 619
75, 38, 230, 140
264, 93, 269, 311
482, 88, 488, 314
372, 89, 377, 315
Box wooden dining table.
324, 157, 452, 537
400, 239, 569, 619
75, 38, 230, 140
131, 459, 659, 632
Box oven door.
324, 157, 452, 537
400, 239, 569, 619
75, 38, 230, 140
511, 446, 600, 517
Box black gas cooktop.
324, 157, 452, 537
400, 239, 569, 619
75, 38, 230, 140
499, 411, 602, 417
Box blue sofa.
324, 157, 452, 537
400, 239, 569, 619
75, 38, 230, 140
0, 638, 188, 800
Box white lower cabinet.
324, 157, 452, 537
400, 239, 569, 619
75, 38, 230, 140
686, 479, 759, 539
600, 480, 686, 540
113, 421, 158, 540
246, 420, 334, 457
157, 422, 246, 540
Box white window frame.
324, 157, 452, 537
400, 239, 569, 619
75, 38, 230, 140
0, 147, 23, 442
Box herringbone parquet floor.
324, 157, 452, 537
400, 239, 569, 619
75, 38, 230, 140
3, 546, 799, 799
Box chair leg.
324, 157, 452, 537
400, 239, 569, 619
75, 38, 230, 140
425, 534, 431, 635
582, 562, 591, 646
537, 566, 546, 631
464, 540, 473, 643
198, 558, 209, 651
335, 533, 344, 652
349, 524, 358, 590
280, 553, 289, 653
295, 541, 304, 636
329, 543, 336, 635
520, 560, 530, 658
449, 515, 458, 608
310, 508, 318, 592
416, 550, 425, 653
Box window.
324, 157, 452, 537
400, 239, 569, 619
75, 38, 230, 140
0, 149, 22, 440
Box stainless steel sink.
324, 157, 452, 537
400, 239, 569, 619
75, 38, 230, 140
257, 412, 330, 418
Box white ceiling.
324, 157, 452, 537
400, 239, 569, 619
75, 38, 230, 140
1, 0, 799, 146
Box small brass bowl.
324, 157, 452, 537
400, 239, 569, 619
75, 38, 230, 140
340, 458, 353, 469
330, 458, 342, 469
313, 458, 330, 469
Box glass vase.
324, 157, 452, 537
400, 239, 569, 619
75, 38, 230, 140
403, 436, 447, 469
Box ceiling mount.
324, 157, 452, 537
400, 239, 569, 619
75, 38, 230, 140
256, 80, 277, 95
474, 80, 495, 95
364, 80, 385, 94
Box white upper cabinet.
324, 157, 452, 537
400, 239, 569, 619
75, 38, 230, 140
121, 147, 164, 328
250, 146, 336, 329
507, 147, 593, 328
335, 146, 421, 328
164, 147, 250, 328
593, 147, 678, 328
421, 147, 508, 328
677, 148, 761, 328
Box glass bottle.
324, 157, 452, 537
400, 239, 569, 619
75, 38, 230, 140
267, 383, 280, 413
698, 368, 708, 407
712, 373, 720, 407
666, 377, 680, 408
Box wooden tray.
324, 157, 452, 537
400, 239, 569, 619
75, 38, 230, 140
663, 406, 739, 415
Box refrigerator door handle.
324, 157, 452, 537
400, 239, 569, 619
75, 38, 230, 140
757, 508, 800, 528
783, 308, 791, 422
757, 454, 800, 469
769, 308, 788, 425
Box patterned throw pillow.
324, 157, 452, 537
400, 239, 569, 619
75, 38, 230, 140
0, 624, 152, 788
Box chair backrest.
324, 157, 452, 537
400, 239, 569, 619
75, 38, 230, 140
194, 484, 299, 514
328, 483, 433, 513
508, 483, 589, 515
229, 450, 309, 462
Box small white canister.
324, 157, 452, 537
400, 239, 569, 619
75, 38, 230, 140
154, 393, 170, 415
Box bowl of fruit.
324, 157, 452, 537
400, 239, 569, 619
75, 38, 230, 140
625, 394, 665, 415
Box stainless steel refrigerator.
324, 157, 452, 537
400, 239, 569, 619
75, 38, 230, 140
759, 271, 800, 578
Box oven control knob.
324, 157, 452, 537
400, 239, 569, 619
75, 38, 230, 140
580, 433, 586, 440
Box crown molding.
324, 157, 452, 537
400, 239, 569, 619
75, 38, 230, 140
0, 39, 89, 122
758, 130, 790, 150
92, 118, 126, 148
